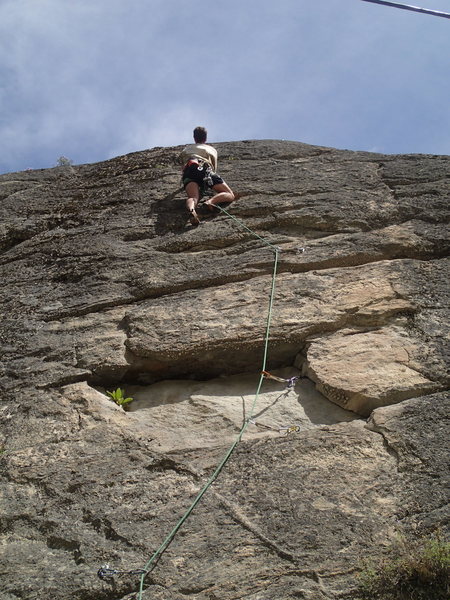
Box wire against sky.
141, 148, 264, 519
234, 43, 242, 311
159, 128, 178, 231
360, 0, 450, 18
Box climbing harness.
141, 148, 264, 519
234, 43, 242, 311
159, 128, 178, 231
360, 0, 450, 19
200, 163, 214, 191
182, 158, 215, 197
262, 370, 301, 389
101, 202, 298, 599
97, 565, 148, 579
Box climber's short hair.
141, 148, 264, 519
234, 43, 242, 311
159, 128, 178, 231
193, 126, 207, 144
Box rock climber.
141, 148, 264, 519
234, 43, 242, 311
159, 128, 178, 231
179, 126, 235, 225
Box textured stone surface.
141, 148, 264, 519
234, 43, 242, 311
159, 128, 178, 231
303, 325, 439, 415
0, 140, 449, 599
123, 371, 359, 453
1, 388, 448, 600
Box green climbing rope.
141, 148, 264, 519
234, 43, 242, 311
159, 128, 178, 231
137, 206, 279, 599
216, 203, 281, 252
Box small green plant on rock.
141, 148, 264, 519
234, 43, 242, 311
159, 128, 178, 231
56, 155, 73, 167
106, 388, 134, 410
353, 532, 450, 600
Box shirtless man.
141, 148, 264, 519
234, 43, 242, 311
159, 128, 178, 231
179, 126, 235, 225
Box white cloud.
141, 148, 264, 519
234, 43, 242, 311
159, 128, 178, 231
107, 105, 215, 158
1, 0, 449, 173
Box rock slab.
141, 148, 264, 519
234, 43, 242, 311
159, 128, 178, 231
0, 140, 449, 599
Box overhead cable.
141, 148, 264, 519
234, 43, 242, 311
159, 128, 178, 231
360, 0, 450, 19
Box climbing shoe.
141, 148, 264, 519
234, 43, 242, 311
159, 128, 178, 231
203, 201, 217, 212
189, 209, 200, 226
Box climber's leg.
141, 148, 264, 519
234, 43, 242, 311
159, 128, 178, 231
185, 181, 201, 225
204, 181, 235, 208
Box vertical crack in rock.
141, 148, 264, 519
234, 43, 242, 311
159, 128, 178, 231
213, 491, 300, 562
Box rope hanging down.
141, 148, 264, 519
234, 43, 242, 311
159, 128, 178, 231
360, 0, 450, 19
131, 204, 281, 599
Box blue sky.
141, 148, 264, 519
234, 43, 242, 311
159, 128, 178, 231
1, 0, 449, 174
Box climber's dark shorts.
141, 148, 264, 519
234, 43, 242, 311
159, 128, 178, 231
182, 161, 224, 190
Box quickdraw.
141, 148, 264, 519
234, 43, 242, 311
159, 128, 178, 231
262, 370, 300, 389
97, 565, 148, 580
280, 424, 301, 435
248, 419, 301, 436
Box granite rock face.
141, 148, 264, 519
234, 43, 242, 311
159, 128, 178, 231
0, 140, 449, 599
